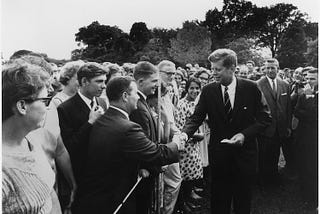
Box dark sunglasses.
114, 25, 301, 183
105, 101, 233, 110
23, 97, 52, 106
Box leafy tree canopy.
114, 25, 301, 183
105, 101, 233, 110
169, 21, 211, 66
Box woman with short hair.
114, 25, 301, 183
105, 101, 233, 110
2, 61, 61, 214
51, 61, 84, 108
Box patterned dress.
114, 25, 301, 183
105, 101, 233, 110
2, 139, 61, 214
175, 98, 203, 181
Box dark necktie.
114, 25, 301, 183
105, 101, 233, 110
272, 79, 277, 97
224, 86, 232, 121
90, 100, 94, 109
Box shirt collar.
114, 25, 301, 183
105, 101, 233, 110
78, 91, 95, 109
109, 105, 129, 120
266, 76, 277, 85
138, 90, 147, 101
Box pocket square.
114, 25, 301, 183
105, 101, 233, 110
281, 93, 287, 96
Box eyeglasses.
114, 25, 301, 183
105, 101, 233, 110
160, 71, 175, 76
23, 97, 52, 106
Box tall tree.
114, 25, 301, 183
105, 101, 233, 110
303, 22, 318, 40
252, 3, 305, 57
73, 21, 135, 63
169, 21, 211, 66
129, 22, 151, 51
226, 38, 264, 66
202, 0, 256, 50
75, 21, 123, 49
151, 28, 177, 50
134, 38, 171, 64
277, 23, 307, 68
305, 39, 318, 67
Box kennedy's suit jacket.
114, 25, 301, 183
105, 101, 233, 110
72, 107, 179, 214
257, 77, 292, 137
182, 78, 271, 175
57, 93, 107, 182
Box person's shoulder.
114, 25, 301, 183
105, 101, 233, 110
238, 77, 258, 87
256, 76, 267, 85
201, 81, 217, 93
57, 93, 78, 110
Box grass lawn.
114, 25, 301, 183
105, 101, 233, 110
196, 150, 318, 214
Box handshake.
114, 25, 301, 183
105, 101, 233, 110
172, 132, 188, 151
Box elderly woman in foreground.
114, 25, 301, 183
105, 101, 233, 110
2, 61, 61, 214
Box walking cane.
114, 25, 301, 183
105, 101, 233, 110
113, 176, 143, 214
155, 70, 164, 214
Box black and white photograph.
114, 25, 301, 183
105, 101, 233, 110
1, 0, 318, 213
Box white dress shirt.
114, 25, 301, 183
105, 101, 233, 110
78, 91, 96, 109
221, 76, 237, 108
266, 76, 277, 92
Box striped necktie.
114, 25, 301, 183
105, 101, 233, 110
224, 86, 232, 121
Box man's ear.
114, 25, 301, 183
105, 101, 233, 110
80, 77, 88, 86
137, 78, 144, 87
122, 91, 129, 102
16, 100, 27, 115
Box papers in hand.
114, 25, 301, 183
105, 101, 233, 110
220, 139, 235, 144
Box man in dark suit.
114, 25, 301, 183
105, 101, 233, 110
130, 61, 159, 214
180, 49, 271, 214
294, 68, 318, 209
57, 63, 108, 183
72, 76, 185, 214
257, 58, 292, 186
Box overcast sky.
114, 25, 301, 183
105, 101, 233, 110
1, 0, 318, 59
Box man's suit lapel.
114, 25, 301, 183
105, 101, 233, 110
276, 79, 282, 100
138, 93, 157, 140
262, 77, 277, 100
231, 78, 245, 120
74, 93, 91, 117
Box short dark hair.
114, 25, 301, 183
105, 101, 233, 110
264, 58, 279, 68
2, 60, 50, 121
307, 68, 318, 74
106, 76, 135, 102
194, 68, 209, 78
208, 49, 237, 68
77, 63, 107, 86
133, 61, 158, 80
185, 77, 201, 92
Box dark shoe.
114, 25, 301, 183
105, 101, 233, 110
189, 190, 203, 202
193, 187, 204, 197
185, 201, 201, 212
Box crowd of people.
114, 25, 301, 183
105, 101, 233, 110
2, 48, 318, 214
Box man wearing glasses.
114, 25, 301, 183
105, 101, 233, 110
158, 60, 182, 214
